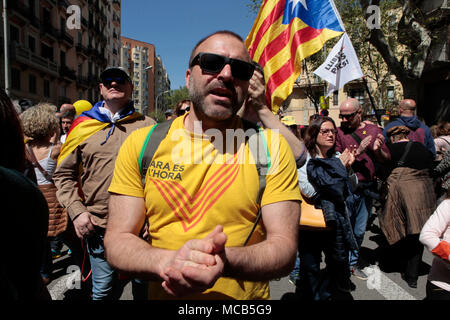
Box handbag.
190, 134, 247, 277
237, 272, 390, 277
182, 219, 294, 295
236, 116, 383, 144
299, 195, 330, 230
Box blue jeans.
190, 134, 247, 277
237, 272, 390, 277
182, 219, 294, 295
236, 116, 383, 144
349, 195, 369, 267
86, 229, 124, 300
86, 228, 149, 300
289, 252, 300, 283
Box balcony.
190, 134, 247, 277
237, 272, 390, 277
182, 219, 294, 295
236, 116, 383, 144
87, 74, 99, 85
7, 0, 31, 20
57, 0, 69, 9
76, 75, 90, 88
59, 30, 74, 46
59, 65, 77, 81
58, 96, 71, 105
81, 17, 88, 29
40, 23, 59, 42
76, 43, 88, 58
10, 42, 58, 77
112, 13, 120, 27
112, 0, 120, 11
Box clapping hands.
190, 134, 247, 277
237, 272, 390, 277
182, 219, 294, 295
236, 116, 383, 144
373, 133, 385, 152
339, 148, 357, 169
160, 225, 227, 297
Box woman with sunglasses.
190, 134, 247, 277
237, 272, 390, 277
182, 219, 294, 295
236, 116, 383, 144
174, 99, 192, 117
296, 116, 363, 300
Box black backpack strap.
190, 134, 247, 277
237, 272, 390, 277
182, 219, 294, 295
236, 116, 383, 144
139, 119, 175, 187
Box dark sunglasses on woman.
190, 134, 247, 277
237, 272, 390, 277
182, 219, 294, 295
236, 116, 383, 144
190, 52, 255, 81
177, 106, 190, 116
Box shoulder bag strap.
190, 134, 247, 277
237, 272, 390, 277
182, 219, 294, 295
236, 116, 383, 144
397, 141, 413, 167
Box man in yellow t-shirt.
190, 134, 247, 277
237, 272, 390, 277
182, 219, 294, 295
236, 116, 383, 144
104, 30, 301, 300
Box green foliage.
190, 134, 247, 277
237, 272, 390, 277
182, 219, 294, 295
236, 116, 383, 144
166, 86, 190, 109
148, 109, 166, 123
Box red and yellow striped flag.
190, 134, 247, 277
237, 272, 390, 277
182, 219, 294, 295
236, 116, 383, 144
245, 0, 344, 112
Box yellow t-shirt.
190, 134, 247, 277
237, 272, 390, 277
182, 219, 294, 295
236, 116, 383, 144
109, 115, 301, 300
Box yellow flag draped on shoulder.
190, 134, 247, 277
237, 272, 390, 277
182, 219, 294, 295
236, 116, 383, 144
57, 103, 142, 166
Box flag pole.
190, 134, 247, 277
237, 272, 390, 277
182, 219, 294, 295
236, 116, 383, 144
362, 77, 381, 126
304, 61, 319, 113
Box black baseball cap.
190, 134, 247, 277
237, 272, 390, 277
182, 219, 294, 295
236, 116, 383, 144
100, 67, 131, 84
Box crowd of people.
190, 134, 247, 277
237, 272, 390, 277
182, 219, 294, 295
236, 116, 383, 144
1, 30, 449, 301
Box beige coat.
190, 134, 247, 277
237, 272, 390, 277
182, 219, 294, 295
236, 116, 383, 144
53, 114, 155, 228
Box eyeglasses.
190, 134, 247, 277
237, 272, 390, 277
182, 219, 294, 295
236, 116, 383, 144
338, 111, 359, 120
102, 76, 127, 86
319, 128, 337, 135
190, 52, 255, 81
178, 106, 190, 116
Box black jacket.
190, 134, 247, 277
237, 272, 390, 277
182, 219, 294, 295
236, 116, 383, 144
307, 157, 359, 257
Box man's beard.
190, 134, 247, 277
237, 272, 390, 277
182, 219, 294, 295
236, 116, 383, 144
188, 78, 240, 121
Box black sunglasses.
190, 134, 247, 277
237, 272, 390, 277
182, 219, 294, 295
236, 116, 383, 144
338, 110, 359, 119
190, 52, 255, 81
178, 106, 190, 116
102, 76, 127, 86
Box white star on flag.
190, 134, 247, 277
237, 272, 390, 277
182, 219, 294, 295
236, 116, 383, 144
290, 0, 308, 13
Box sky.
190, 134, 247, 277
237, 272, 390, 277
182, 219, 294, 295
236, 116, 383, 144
121, 0, 259, 91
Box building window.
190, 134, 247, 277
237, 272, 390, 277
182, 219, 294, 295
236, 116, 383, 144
60, 50, 66, 66
10, 24, 20, 43
41, 43, 54, 60
44, 80, 50, 97
29, 74, 37, 94
333, 91, 339, 106
348, 88, 365, 106
11, 68, 21, 90
28, 36, 36, 53
387, 86, 395, 104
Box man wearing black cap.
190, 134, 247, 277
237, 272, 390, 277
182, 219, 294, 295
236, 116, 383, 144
53, 66, 155, 300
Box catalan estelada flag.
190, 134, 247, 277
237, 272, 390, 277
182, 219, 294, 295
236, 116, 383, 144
245, 0, 344, 111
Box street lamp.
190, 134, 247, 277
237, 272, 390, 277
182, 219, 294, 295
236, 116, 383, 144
155, 90, 170, 122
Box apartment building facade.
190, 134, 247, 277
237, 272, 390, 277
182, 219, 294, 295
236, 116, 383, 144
120, 37, 155, 116
154, 54, 171, 114
120, 37, 171, 116
1, 0, 121, 108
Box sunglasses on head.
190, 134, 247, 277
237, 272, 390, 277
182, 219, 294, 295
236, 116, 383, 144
190, 52, 255, 81
338, 110, 359, 119
102, 76, 127, 86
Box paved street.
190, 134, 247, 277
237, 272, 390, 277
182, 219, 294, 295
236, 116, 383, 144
47, 212, 432, 301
